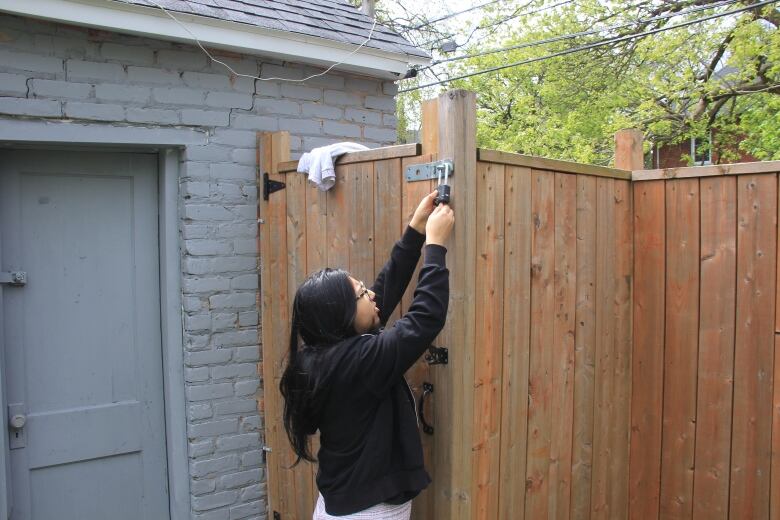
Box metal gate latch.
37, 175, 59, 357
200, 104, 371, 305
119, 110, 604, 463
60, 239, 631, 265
404, 159, 454, 182
0, 271, 26, 286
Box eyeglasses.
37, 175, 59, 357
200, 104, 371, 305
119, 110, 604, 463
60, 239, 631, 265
355, 280, 372, 301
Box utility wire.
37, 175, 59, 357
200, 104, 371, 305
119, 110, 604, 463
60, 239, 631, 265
427, 0, 741, 67
399, 0, 778, 93
145, 0, 378, 83
401, 0, 502, 33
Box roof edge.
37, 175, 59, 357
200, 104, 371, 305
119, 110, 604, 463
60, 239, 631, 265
0, 0, 431, 79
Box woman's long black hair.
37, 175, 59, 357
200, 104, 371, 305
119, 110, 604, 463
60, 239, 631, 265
279, 268, 359, 465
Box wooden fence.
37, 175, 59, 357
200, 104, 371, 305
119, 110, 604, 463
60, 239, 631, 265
257, 90, 780, 519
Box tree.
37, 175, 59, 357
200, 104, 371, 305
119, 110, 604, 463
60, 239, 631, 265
399, 0, 780, 164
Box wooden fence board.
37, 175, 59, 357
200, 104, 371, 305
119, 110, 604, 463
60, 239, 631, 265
327, 163, 349, 270
526, 170, 556, 519
571, 175, 597, 520
373, 158, 403, 326
398, 153, 436, 520
772, 333, 780, 520
346, 161, 374, 283
591, 178, 616, 519
259, 131, 291, 517
610, 179, 633, 519
550, 172, 577, 520
692, 176, 736, 520
285, 165, 317, 517
629, 180, 665, 520
473, 161, 506, 519
477, 148, 631, 180
304, 178, 326, 505
730, 174, 777, 519
660, 179, 700, 520
498, 165, 533, 520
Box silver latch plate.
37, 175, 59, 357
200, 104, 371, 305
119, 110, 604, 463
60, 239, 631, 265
405, 160, 454, 182
0, 271, 26, 286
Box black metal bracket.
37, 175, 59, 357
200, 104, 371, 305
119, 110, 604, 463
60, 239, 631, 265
263, 172, 286, 201
418, 382, 434, 435
424, 345, 448, 365
273, 512, 281, 520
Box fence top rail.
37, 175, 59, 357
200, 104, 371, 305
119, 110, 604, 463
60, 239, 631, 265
276, 143, 422, 173
477, 148, 632, 180
632, 160, 780, 181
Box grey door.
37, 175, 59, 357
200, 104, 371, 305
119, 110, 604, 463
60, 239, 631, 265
0, 150, 170, 519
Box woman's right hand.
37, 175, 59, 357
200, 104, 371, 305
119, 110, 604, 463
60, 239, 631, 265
425, 203, 454, 246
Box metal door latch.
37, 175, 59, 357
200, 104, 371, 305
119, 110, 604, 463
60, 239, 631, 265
0, 271, 26, 286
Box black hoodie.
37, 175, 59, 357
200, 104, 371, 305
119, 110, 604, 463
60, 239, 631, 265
311, 226, 449, 515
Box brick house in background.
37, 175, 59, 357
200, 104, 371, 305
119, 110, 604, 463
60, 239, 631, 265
648, 129, 759, 169
0, 1, 428, 519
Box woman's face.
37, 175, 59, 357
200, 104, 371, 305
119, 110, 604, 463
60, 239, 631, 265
350, 277, 380, 334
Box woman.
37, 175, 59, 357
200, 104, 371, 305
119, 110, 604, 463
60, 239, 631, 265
280, 191, 454, 519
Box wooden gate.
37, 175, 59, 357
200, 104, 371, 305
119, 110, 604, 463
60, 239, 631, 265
258, 131, 439, 519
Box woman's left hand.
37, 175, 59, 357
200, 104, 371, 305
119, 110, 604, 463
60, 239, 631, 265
410, 191, 438, 234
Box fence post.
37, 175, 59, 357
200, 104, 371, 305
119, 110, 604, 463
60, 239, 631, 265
615, 129, 644, 171
420, 90, 477, 519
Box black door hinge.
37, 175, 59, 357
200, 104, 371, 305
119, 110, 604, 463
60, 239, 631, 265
263, 172, 286, 201
273, 512, 281, 520
424, 346, 448, 365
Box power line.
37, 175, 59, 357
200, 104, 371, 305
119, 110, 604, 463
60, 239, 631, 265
145, 0, 378, 83
427, 0, 741, 67
400, 0, 502, 33
398, 0, 778, 93
450, 0, 576, 50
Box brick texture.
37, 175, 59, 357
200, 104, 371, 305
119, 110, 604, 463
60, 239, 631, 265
0, 12, 400, 519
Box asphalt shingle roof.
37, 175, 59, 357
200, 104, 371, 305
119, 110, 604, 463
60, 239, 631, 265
119, 0, 430, 59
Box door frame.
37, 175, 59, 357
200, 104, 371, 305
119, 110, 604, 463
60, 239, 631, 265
0, 118, 207, 520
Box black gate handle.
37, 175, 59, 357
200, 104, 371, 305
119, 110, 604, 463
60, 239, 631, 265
418, 382, 434, 435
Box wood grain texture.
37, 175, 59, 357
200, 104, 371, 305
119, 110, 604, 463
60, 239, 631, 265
591, 178, 616, 520
477, 148, 631, 180
571, 175, 597, 520
498, 165, 533, 520
525, 170, 555, 520
692, 176, 736, 520
435, 90, 477, 520
285, 161, 317, 517
660, 179, 700, 520
472, 161, 506, 520
632, 161, 780, 182
629, 180, 665, 520
610, 179, 633, 519
550, 172, 576, 520
276, 143, 421, 172
730, 174, 777, 520
771, 333, 780, 520
259, 131, 291, 517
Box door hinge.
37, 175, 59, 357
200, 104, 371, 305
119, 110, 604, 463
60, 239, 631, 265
0, 271, 26, 286
263, 172, 286, 201
273, 512, 281, 520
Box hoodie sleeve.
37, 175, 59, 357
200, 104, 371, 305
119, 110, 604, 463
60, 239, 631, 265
370, 226, 426, 326
358, 244, 448, 396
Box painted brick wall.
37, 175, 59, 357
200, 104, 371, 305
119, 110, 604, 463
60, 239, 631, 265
0, 13, 399, 520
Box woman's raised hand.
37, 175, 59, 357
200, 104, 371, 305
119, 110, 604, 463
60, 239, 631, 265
426, 203, 454, 246
409, 191, 438, 234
